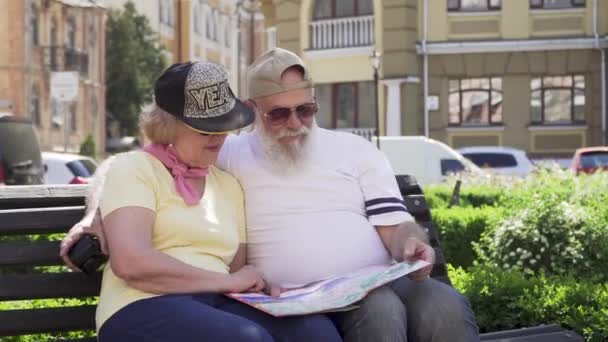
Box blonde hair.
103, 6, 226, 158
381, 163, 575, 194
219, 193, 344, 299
139, 105, 179, 144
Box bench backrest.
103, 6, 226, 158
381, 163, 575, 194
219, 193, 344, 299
0, 178, 451, 340
0, 185, 99, 341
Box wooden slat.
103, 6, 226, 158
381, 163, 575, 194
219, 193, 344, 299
480, 324, 583, 341
0, 206, 85, 235
0, 185, 86, 210
0, 306, 96, 336
0, 272, 102, 301
0, 241, 62, 266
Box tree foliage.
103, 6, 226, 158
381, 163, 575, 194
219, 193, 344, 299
106, 1, 167, 135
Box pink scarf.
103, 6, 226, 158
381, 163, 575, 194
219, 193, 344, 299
143, 144, 209, 205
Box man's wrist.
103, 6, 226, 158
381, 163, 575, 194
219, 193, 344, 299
400, 221, 429, 244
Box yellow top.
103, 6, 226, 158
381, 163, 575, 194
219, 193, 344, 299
95, 151, 246, 331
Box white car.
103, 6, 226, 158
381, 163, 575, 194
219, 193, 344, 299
42, 152, 97, 184
456, 146, 534, 177
373, 136, 484, 186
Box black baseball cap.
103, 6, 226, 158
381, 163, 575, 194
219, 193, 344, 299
154, 61, 254, 134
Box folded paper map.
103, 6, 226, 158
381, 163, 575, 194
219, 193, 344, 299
227, 260, 431, 317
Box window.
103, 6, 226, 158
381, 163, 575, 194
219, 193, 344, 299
88, 18, 96, 80
30, 4, 39, 46
206, 10, 217, 41
167, 0, 174, 27
448, 0, 502, 11
462, 153, 517, 168
160, 0, 174, 27
314, 82, 376, 129
266, 27, 277, 49
530, 0, 585, 9
530, 75, 585, 124
65, 17, 76, 48
579, 152, 608, 169
51, 100, 62, 128
441, 159, 466, 176
30, 87, 40, 126
90, 93, 98, 132
313, 0, 373, 19
449, 78, 503, 126
70, 104, 77, 133
67, 160, 97, 177
225, 21, 231, 47
193, 1, 202, 35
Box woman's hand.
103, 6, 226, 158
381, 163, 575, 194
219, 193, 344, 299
226, 265, 266, 293
59, 210, 108, 271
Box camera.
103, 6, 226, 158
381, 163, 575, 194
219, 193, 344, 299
67, 234, 108, 274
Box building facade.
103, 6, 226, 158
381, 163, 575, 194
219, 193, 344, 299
422, 0, 608, 157
262, 0, 608, 157
101, 0, 267, 96
0, 0, 106, 156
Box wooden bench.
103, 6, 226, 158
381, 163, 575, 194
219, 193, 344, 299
0, 185, 99, 341
2, 181, 585, 341
0, 179, 450, 341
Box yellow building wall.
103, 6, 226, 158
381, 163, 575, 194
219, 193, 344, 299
304, 55, 374, 84
421, 0, 603, 41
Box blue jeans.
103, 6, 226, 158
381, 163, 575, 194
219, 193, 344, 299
329, 276, 479, 342
98, 293, 342, 342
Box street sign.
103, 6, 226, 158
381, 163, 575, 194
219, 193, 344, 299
50, 72, 79, 101
426, 95, 439, 111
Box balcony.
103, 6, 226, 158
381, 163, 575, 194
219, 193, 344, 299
64, 48, 89, 77
310, 15, 374, 50
43, 46, 89, 77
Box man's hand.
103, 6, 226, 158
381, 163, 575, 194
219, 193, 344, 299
263, 282, 284, 298
402, 237, 435, 281
377, 222, 435, 281
59, 210, 108, 271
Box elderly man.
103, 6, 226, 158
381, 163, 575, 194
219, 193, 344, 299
62, 48, 479, 342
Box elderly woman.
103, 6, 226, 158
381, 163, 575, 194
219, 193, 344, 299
82, 62, 342, 342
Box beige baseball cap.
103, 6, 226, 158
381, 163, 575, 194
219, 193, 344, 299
247, 48, 314, 99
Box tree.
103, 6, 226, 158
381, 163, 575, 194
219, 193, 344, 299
79, 134, 96, 158
106, 1, 167, 136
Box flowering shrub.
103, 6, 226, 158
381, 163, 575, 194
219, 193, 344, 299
427, 168, 608, 280
475, 193, 591, 276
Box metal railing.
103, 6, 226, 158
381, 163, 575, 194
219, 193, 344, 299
44, 46, 89, 77
335, 127, 376, 141
310, 15, 374, 50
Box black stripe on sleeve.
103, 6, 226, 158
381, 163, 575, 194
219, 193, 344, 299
365, 197, 405, 208
366, 206, 408, 217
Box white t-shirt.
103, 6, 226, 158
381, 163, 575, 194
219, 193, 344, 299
217, 128, 414, 288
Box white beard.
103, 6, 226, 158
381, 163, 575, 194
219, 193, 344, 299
256, 121, 317, 173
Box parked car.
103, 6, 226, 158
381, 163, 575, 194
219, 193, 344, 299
457, 146, 535, 177
531, 158, 571, 170
570, 146, 608, 174
0, 113, 44, 185
42, 152, 98, 184
373, 136, 483, 186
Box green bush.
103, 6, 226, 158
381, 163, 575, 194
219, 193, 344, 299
424, 184, 506, 210
79, 134, 96, 159
450, 264, 608, 341
474, 173, 608, 280
432, 206, 503, 268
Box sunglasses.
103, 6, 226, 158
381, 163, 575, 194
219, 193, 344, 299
263, 103, 318, 125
